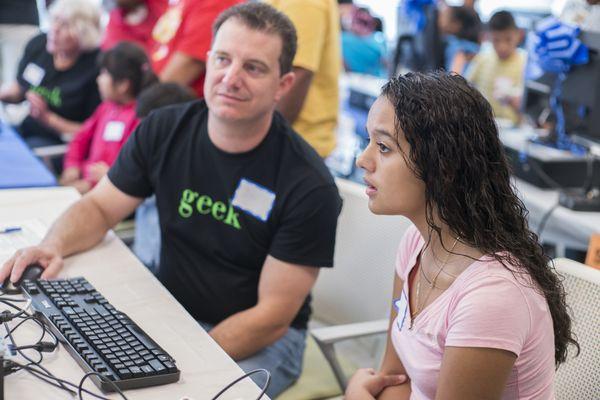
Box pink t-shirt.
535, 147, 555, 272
64, 101, 139, 186
391, 225, 556, 399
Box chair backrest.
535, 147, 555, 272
311, 178, 412, 325
553, 258, 600, 400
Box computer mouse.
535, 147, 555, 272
1, 263, 44, 294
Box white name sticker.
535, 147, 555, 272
231, 179, 276, 222
23, 63, 45, 86
102, 121, 126, 142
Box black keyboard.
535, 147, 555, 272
21, 277, 180, 392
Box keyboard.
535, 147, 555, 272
21, 277, 180, 392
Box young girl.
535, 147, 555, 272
345, 72, 578, 400
60, 41, 157, 193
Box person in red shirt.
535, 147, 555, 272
149, 0, 242, 97
60, 42, 157, 193
101, 0, 167, 54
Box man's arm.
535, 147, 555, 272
276, 66, 313, 124
208, 255, 319, 360
159, 52, 205, 87
0, 177, 143, 282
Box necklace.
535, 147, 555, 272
410, 236, 459, 329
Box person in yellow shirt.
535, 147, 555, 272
266, 0, 341, 157
466, 10, 526, 125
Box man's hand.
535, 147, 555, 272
0, 244, 64, 283
346, 368, 408, 400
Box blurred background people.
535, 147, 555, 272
60, 42, 157, 194
438, 5, 482, 74
466, 10, 526, 125
101, 0, 168, 54
149, 0, 241, 97
341, 7, 388, 77
0, 0, 102, 148
560, 0, 600, 32
268, 0, 341, 158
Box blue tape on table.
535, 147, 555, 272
0, 122, 57, 189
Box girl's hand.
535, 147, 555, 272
88, 162, 110, 182
345, 368, 407, 399
60, 167, 81, 185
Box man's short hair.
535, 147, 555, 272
212, 3, 297, 75
136, 83, 196, 118
488, 10, 517, 32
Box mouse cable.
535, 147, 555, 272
210, 368, 271, 400
4, 320, 68, 392
4, 360, 78, 395
5, 360, 118, 400
0, 298, 32, 320
19, 362, 129, 400
3, 318, 128, 400
77, 371, 129, 400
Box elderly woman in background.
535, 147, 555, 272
0, 0, 102, 148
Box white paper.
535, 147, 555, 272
0, 219, 48, 264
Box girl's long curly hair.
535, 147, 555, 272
381, 71, 578, 366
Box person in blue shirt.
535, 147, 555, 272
342, 7, 387, 77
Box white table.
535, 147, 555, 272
513, 178, 600, 255
501, 127, 600, 255
0, 187, 268, 399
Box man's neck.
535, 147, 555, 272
207, 112, 274, 154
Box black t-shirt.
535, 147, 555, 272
109, 101, 342, 330
0, 0, 39, 26
16, 34, 101, 139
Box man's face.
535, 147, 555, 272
204, 19, 294, 123
490, 28, 521, 60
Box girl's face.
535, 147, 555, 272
356, 96, 426, 218
97, 69, 120, 102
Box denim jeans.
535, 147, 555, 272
133, 196, 161, 275
199, 321, 306, 398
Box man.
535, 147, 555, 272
267, 0, 341, 158
0, 3, 342, 397
150, 0, 242, 97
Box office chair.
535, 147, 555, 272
278, 178, 411, 399
553, 258, 600, 400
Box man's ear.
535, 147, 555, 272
274, 71, 296, 102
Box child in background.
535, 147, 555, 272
341, 7, 387, 77
466, 10, 526, 125
438, 5, 482, 74
132, 82, 196, 273
60, 42, 157, 193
